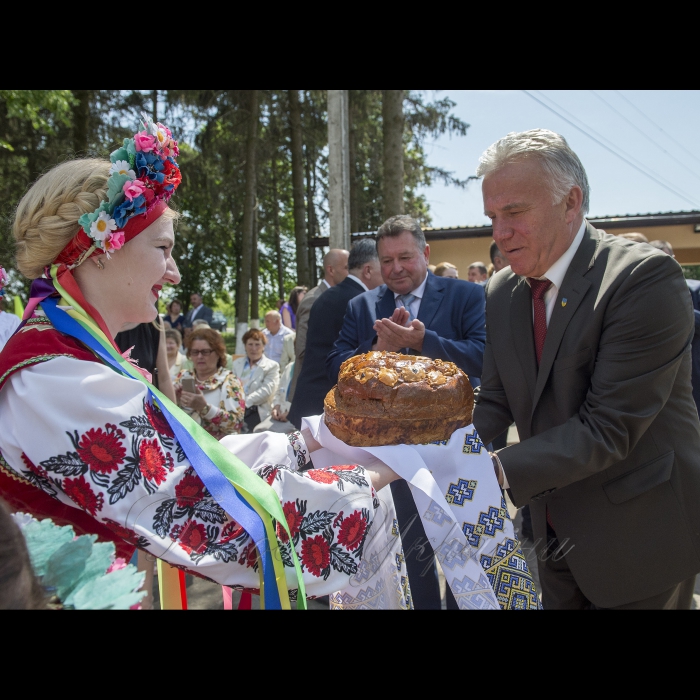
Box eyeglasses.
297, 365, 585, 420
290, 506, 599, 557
190, 349, 214, 357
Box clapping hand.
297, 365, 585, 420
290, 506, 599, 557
373, 306, 425, 353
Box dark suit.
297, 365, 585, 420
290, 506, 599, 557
686, 278, 700, 413
288, 277, 365, 429
328, 272, 486, 609
474, 223, 700, 609
184, 304, 213, 327
327, 272, 485, 381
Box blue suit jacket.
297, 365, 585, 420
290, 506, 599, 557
327, 272, 486, 382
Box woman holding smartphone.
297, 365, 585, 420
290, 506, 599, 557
176, 327, 244, 438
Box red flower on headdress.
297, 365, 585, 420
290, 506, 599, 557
301, 535, 330, 577
139, 438, 169, 485
162, 158, 182, 191
306, 469, 339, 485
337, 511, 367, 552
77, 425, 126, 474
277, 501, 304, 544
64, 475, 104, 516
174, 472, 205, 508
174, 519, 208, 555
221, 520, 245, 542
144, 400, 174, 438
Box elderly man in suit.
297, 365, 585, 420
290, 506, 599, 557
184, 292, 213, 327
328, 215, 486, 609
474, 128, 700, 609
289, 239, 382, 429
288, 248, 349, 401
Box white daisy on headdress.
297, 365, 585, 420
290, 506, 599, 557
90, 211, 117, 243
109, 160, 136, 179
151, 122, 170, 149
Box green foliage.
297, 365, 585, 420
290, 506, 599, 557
682, 265, 700, 281
0, 89, 470, 314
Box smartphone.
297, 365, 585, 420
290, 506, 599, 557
181, 376, 196, 413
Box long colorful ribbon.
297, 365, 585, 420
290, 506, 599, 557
37, 268, 306, 609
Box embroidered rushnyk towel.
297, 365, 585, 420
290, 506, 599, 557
304, 415, 540, 610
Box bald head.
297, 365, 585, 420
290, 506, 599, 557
323, 248, 349, 286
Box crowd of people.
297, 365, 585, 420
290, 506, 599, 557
1, 120, 699, 610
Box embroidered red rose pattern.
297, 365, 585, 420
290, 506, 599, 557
77, 425, 126, 473
144, 400, 175, 438
307, 469, 339, 484
175, 472, 205, 507
139, 438, 171, 485
63, 474, 104, 515
173, 519, 208, 554
277, 500, 304, 543
338, 510, 367, 551
301, 535, 331, 577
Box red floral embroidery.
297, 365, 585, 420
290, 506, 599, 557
139, 438, 170, 485
21, 452, 48, 478
239, 541, 259, 568
265, 468, 278, 485
174, 472, 205, 507
221, 520, 245, 542
277, 501, 304, 543
77, 425, 126, 474
174, 519, 208, 554
337, 511, 367, 551
63, 475, 104, 515
144, 401, 175, 438
301, 535, 330, 577
103, 518, 140, 545
307, 469, 339, 484
330, 464, 359, 471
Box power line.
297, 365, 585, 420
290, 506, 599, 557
521, 90, 700, 209
590, 90, 700, 183
614, 90, 700, 164
531, 90, 699, 205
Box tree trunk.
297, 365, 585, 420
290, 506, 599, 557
305, 148, 319, 286
236, 90, 259, 353
382, 90, 405, 219
152, 90, 158, 123
251, 197, 260, 325
349, 91, 360, 234
327, 90, 351, 250
270, 154, 285, 301
71, 90, 90, 155
288, 90, 310, 287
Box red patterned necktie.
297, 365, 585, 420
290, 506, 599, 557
529, 278, 552, 365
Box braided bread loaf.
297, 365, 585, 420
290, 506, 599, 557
324, 351, 473, 446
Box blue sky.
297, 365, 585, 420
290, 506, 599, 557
418, 90, 700, 228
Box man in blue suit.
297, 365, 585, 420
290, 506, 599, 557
327, 215, 486, 609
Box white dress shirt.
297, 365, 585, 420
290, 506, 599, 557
346, 274, 369, 292
393, 272, 429, 319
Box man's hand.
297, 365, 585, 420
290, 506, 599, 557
374, 317, 425, 353
272, 404, 289, 422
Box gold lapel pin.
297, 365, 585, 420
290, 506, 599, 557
561, 298, 568, 307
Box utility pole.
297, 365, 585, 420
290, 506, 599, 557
327, 90, 351, 250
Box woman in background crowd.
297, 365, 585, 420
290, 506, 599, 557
162, 298, 185, 331
280, 285, 306, 330
232, 328, 279, 432
176, 326, 244, 438
165, 328, 186, 380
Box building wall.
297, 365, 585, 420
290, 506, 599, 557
428, 222, 700, 277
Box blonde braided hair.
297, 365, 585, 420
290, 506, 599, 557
13, 159, 111, 280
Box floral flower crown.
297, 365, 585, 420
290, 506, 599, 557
0, 266, 8, 297
77, 116, 181, 256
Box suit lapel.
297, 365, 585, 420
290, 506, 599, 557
416, 273, 444, 328
375, 285, 396, 322
531, 224, 600, 413
510, 277, 537, 405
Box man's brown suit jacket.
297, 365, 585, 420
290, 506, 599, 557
474, 222, 700, 607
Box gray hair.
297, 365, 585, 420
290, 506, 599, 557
476, 129, 590, 215
377, 215, 427, 250
348, 238, 378, 271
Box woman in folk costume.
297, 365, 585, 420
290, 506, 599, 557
0, 118, 398, 609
